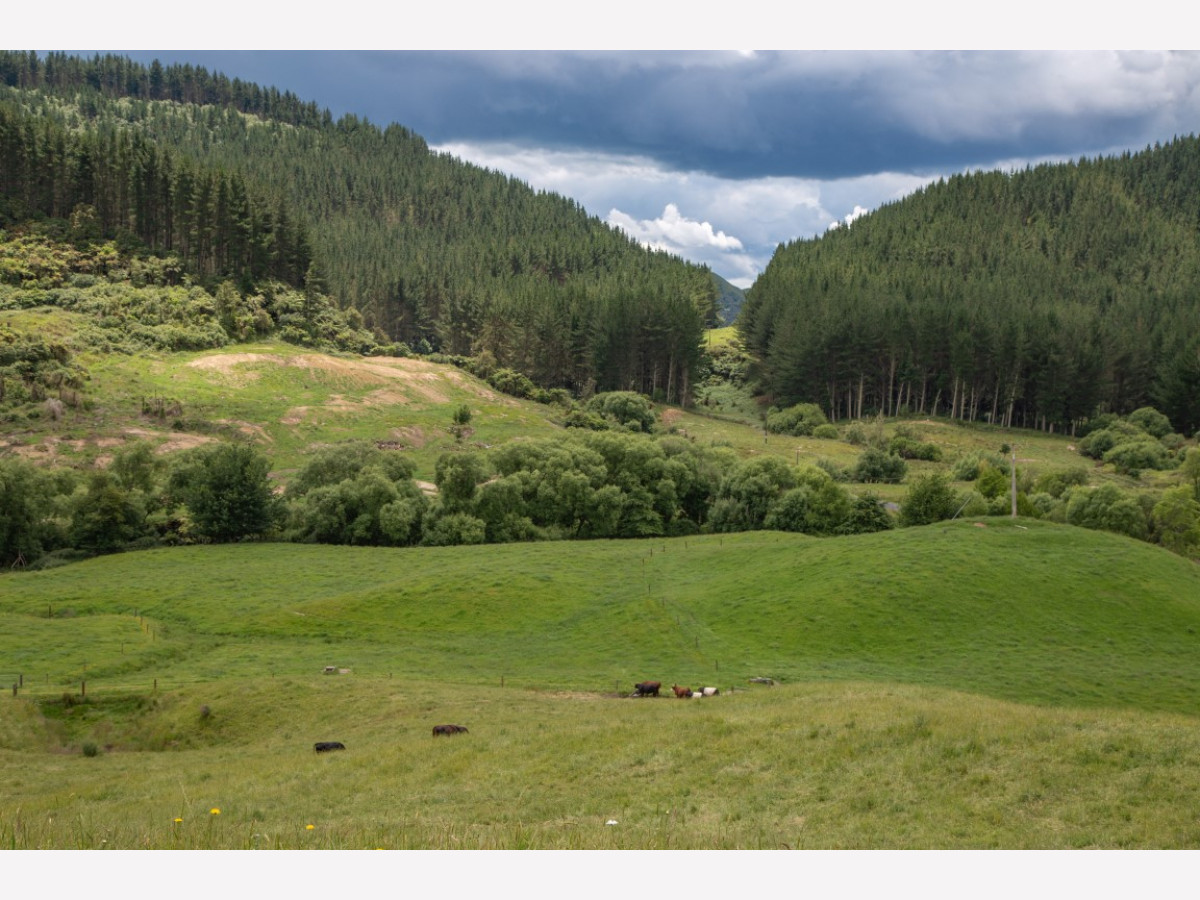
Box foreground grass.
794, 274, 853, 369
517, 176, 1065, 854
4, 679, 1200, 849
5, 523, 1200, 848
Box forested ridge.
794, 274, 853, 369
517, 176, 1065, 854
0, 51, 716, 403
740, 140, 1200, 435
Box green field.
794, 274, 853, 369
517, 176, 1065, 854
5, 523, 1200, 849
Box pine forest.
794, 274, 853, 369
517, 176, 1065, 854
0, 50, 717, 405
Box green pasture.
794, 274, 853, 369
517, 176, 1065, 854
5, 523, 1200, 848
5, 523, 1200, 708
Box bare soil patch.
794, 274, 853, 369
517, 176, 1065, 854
188, 350, 514, 407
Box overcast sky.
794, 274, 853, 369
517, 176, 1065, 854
15, 2, 1185, 290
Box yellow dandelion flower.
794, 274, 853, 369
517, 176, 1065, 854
173, 817, 183, 824
305, 824, 314, 830
210, 808, 221, 815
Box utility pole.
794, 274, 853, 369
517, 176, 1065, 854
1011, 449, 1018, 518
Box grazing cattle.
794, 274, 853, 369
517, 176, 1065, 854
702, 687, 719, 697
432, 724, 469, 737
691, 691, 704, 699
633, 681, 661, 697
314, 741, 346, 752
671, 684, 692, 698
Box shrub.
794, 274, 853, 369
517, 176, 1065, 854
562, 408, 610, 431
951, 451, 1008, 481
420, 511, 487, 546
1065, 484, 1149, 540
888, 435, 942, 461
815, 458, 848, 482
81, 742, 100, 757
764, 481, 852, 536
975, 466, 1009, 500
850, 447, 907, 484
836, 493, 895, 534
1153, 486, 1200, 557
812, 423, 840, 440
899, 473, 960, 527
1078, 422, 1141, 459
585, 392, 656, 433
488, 368, 538, 399
1102, 438, 1172, 477
1032, 467, 1089, 499
1127, 406, 1173, 439
709, 456, 798, 532
766, 402, 829, 436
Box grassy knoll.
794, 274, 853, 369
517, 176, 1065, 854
2, 327, 566, 480
4, 522, 1200, 709
5, 523, 1200, 848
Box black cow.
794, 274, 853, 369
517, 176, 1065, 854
314, 741, 346, 752
432, 724, 469, 737
633, 681, 661, 697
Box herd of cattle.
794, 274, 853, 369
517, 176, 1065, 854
632, 681, 719, 699
315, 680, 753, 751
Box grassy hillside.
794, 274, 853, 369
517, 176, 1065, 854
1, 315, 564, 481
4, 524, 1200, 849
5, 523, 1199, 710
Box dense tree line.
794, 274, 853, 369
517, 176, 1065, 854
0, 51, 331, 130
0, 51, 715, 403
0, 97, 313, 288
0, 431, 898, 569
740, 138, 1200, 435
6, 401, 1199, 570
8, 428, 1198, 571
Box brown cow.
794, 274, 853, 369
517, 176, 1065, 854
432, 724, 469, 736
671, 684, 692, 698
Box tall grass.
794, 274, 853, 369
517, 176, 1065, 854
5, 680, 1200, 849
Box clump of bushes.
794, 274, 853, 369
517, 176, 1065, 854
765, 402, 829, 436
580, 391, 656, 432
1077, 406, 1183, 476
850, 446, 907, 484
888, 434, 942, 461
951, 450, 1009, 482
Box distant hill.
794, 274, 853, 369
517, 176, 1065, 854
712, 272, 746, 325
741, 137, 1200, 434
0, 51, 716, 404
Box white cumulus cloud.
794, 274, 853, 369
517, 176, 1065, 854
607, 203, 744, 253
829, 204, 871, 230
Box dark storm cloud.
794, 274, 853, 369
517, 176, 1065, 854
116, 50, 1200, 181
